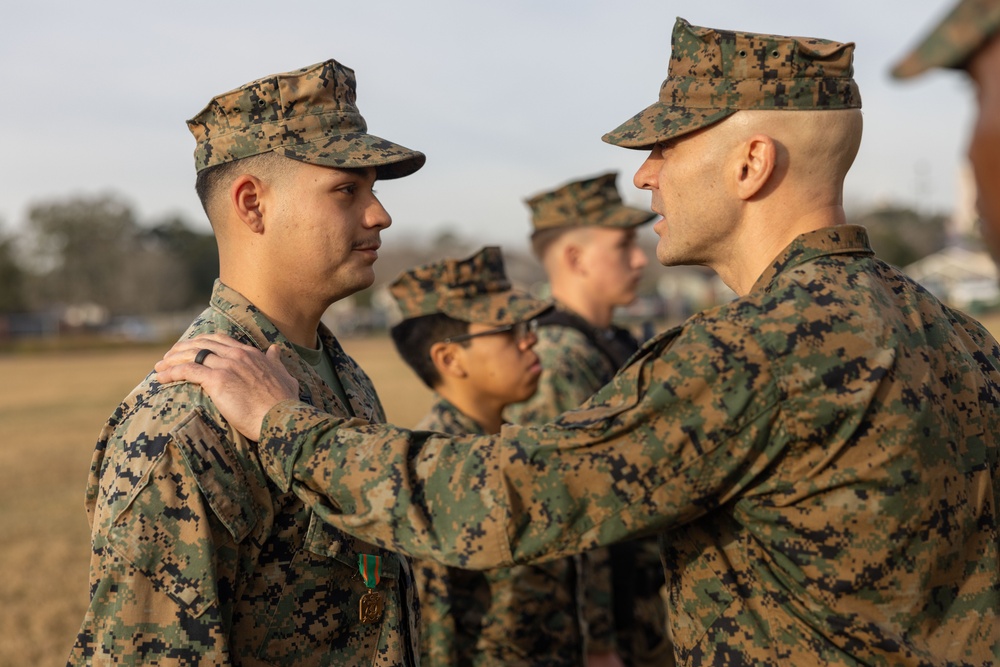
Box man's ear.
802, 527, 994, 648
563, 240, 584, 274
430, 341, 467, 379
230, 174, 266, 234
735, 134, 776, 201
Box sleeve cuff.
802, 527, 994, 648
257, 399, 325, 492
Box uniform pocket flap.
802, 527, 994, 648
108, 445, 218, 618
172, 408, 258, 542
305, 512, 401, 579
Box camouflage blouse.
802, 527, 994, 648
69, 281, 418, 667
412, 397, 585, 666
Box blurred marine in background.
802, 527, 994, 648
893, 0, 1000, 261
506, 172, 672, 667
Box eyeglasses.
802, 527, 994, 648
442, 318, 539, 345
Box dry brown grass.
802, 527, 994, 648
1, 313, 997, 667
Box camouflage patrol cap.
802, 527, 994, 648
187, 59, 425, 179
891, 0, 1000, 78
526, 172, 656, 237
603, 17, 862, 150
389, 246, 551, 327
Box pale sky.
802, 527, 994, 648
1, 0, 977, 252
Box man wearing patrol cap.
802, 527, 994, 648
506, 172, 670, 667
892, 0, 1000, 261
157, 18, 1000, 665
387, 246, 593, 666
70, 59, 425, 666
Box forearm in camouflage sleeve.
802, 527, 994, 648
256, 318, 784, 569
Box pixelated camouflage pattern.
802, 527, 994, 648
256, 226, 1000, 665
411, 398, 585, 666
187, 59, 425, 179
603, 18, 862, 150
892, 0, 1000, 77
389, 246, 551, 327
525, 172, 656, 235
69, 280, 418, 667
501, 322, 620, 655
505, 311, 672, 667
505, 321, 621, 426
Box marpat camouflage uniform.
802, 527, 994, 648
508, 172, 670, 666
505, 312, 628, 427
70, 56, 424, 667
413, 398, 584, 667
390, 247, 586, 666
255, 226, 1000, 664
69, 281, 418, 666
507, 311, 671, 667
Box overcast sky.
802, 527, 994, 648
2, 0, 977, 252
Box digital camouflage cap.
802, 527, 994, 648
389, 247, 551, 327
187, 59, 425, 179
891, 0, 1000, 78
603, 17, 862, 150
526, 171, 656, 237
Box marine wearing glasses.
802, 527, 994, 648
441, 318, 539, 345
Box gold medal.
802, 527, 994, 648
359, 590, 385, 623
358, 553, 384, 623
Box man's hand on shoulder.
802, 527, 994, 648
154, 333, 299, 440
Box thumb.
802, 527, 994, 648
266, 345, 283, 362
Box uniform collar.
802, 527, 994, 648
750, 225, 874, 294
428, 397, 492, 436
207, 280, 378, 420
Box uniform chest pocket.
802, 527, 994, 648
107, 409, 259, 618
257, 513, 401, 666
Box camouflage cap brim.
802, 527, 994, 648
442, 290, 553, 328
527, 171, 656, 232
891, 0, 1000, 78
530, 205, 656, 236
279, 132, 425, 180
390, 246, 552, 326
602, 101, 737, 150
603, 18, 861, 150
598, 205, 658, 229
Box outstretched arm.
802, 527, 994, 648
155, 327, 780, 570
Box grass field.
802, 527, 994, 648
2, 312, 998, 666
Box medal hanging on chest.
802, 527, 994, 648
358, 554, 384, 623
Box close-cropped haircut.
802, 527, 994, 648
390, 313, 469, 388
194, 152, 293, 222
530, 226, 574, 260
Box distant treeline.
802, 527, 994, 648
0, 195, 217, 317
0, 192, 961, 322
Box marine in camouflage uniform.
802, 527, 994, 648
892, 0, 1000, 261
506, 173, 671, 667
388, 247, 590, 666
69, 60, 425, 666
157, 19, 1000, 665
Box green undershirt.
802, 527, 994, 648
292, 339, 353, 414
